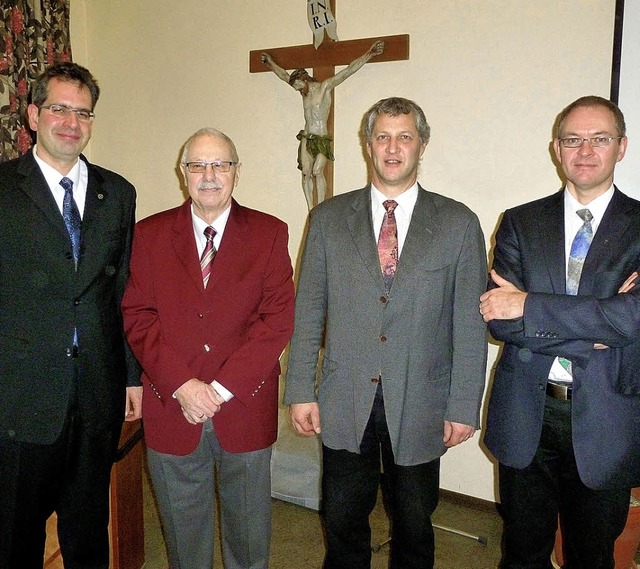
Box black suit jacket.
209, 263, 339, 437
0, 150, 138, 445
484, 188, 640, 489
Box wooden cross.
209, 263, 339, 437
249, 2, 409, 203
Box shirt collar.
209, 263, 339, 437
563, 185, 614, 231
32, 145, 81, 189
191, 202, 232, 243
370, 182, 419, 217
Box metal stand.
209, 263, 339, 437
371, 524, 488, 553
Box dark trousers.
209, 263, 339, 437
499, 396, 630, 569
0, 404, 118, 569
322, 385, 440, 569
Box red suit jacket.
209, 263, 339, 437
122, 199, 295, 456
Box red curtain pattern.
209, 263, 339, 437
0, 0, 72, 162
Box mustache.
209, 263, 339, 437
197, 181, 223, 190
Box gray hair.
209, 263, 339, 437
363, 97, 430, 145
180, 127, 239, 163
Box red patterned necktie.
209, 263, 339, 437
200, 226, 217, 287
377, 200, 398, 290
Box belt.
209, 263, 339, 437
546, 382, 572, 400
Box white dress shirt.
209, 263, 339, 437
32, 145, 88, 217
370, 182, 419, 256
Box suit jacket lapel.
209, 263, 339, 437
535, 191, 566, 293
77, 158, 108, 278
16, 151, 69, 239
346, 187, 385, 291
80, 159, 106, 235
393, 186, 439, 288
580, 188, 632, 293
205, 199, 243, 292
171, 200, 204, 292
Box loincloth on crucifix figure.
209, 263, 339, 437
297, 130, 335, 169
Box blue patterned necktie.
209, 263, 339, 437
60, 177, 82, 269
566, 208, 593, 295
557, 208, 594, 378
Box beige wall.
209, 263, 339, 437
70, 0, 616, 501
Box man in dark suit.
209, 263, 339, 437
0, 62, 140, 568
480, 95, 640, 568
285, 97, 488, 568
122, 127, 295, 569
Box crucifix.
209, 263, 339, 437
249, 1, 409, 209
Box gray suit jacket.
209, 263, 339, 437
285, 185, 488, 466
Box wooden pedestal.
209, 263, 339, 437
44, 421, 145, 569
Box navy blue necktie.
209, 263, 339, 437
60, 177, 82, 268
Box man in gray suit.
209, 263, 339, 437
285, 97, 488, 569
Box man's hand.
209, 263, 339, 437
443, 421, 475, 447
124, 386, 143, 421
593, 271, 638, 349
290, 402, 321, 436
261, 53, 274, 67
175, 378, 222, 425
479, 269, 528, 322
618, 271, 638, 294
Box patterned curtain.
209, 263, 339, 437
0, 0, 71, 163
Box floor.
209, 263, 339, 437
43, 469, 640, 568
142, 472, 504, 569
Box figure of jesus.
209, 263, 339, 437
262, 40, 384, 209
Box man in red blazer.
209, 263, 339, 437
122, 128, 295, 569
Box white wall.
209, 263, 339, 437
70, 0, 617, 501
616, 0, 640, 199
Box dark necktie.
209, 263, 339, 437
377, 200, 399, 290
60, 177, 82, 269
200, 226, 217, 288
566, 208, 594, 295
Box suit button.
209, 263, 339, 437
198, 313, 204, 318
204, 344, 211, 352
380, 336, 387, 343
371, 376, 380, 384
73, 299, 80, 306
380, 296, 387, 304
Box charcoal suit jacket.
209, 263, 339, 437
0, 149, 138, 445
285, 185, 488, 466
484, 187, 640, 489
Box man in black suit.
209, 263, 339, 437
0, 62, 141, 569
480, 96, 640, 568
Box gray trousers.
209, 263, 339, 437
147, 419, 273, 569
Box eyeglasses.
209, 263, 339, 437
184, 161, 237, 174
40, 104, 95, 122
558, 136, 622, 148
